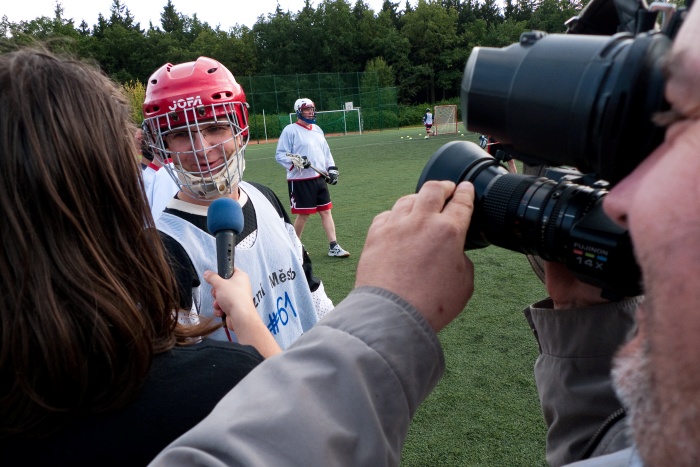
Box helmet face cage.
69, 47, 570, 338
143, 101, 249, 200
295, 98, 316, 121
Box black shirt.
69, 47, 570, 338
2, 339, 263, 466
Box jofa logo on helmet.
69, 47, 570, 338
169, 96, 203, 111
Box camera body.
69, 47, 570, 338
417, 0, 687, 298
462, 29, 670, 185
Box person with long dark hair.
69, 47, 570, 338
0, 47, 278, 465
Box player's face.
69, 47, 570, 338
604, 117, 700, 465
300, 107, 315, 119
164, 123, 240, 174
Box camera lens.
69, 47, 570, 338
417, 141, 641, 297
462, 31, 670, 184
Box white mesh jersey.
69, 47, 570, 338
275, 122, 336, 181
146, 163, 179, 222
157, 182, 322, 349
142, 163, 158, 199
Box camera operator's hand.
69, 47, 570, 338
665, 3, 700, 120
543, 261, 611, 309
356, 181, 475, 332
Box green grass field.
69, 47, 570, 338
244, 127, 549, 466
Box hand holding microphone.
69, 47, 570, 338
204, 198, 282, 356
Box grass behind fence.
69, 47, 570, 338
244, 128, 548, 466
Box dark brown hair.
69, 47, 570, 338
0, 48, 220, 438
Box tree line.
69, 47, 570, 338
1, 0, 583, 105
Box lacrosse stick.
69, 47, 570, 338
286, 153, 331, 183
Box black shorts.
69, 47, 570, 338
288, 177, 332, 215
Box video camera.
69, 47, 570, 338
417, 0, 690, 299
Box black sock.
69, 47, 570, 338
330, 241, 338, 249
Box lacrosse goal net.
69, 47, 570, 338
433, 105, 458, 135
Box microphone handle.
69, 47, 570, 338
215, 230, 236, 280
215, 230, 237, 341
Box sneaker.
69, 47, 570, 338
328, 244, 350, 257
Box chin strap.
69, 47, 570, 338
170, 152, 245, 200
296, 109, 316, 125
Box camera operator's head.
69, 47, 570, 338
600, 2, 700, 455
603, 110, 700, 465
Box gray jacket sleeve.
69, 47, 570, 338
524, 297, 642, 467
150, 286, 444, 467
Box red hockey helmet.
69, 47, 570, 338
142, 57, 250, 199
143, 56, 248, 133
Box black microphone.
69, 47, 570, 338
207, 198, 244, 341
207, 198, 244, 279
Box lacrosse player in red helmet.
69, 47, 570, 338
274, 98, 350, 257
142, 57, 333, 348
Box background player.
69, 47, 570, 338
275, 98, 350, 258
136, 126, 179, 222
423, 107, 434, 138
479, 134, 518, 173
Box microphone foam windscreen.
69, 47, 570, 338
207, 198, 244, 235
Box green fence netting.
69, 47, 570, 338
242, 71, 398, 142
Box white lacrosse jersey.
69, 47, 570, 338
142, 163, 158, 199
147, 163, 179, 222
275, 122, 336, 181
